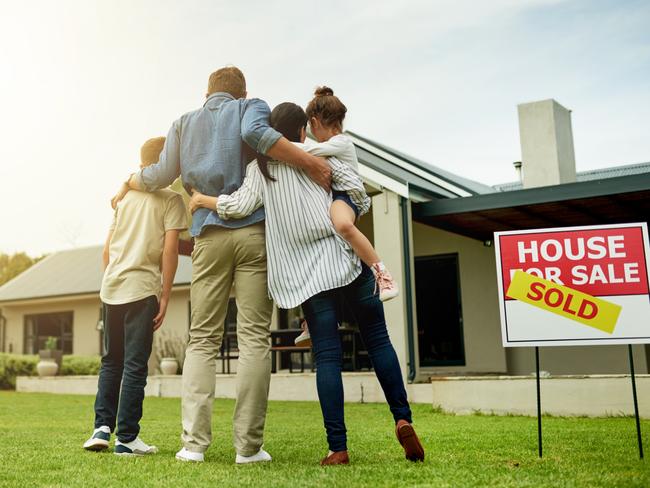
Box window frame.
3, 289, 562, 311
23, 311, 74, 354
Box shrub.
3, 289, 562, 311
60, 355, 101, 376
0, 353, 38, 390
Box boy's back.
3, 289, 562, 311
100, 188, 186, 305
85, 136, 187, 456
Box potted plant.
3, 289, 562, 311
37, 336, 62, 377
155, 332, 185, 375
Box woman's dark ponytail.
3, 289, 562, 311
256, 102, 308, 181
257, 153, 276, 181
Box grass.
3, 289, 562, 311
1, 392, 649, 487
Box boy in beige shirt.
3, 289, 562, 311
83, 137, 188, 456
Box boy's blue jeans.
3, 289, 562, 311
94, 296, 157, 443
301, 264, 413, 452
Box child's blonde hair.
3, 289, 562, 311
140, 137, 165, 167
305, 86, 347, 130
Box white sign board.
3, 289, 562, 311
495, 223, 650, 347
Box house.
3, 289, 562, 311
0, 247, 193, 358
1, 98, 649, 383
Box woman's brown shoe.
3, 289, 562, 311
320, 450, 350, 466
396, 420, 425, 462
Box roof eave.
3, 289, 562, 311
414, 173, 650, 219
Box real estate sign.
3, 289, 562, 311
495, 223, 650, 347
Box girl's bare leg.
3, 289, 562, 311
330, 200, 380, 266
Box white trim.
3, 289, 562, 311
349, 134, 472, 197
358, 163, 409, 198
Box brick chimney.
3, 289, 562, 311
517, 99, 576, 188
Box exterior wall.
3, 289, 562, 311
356, 206, 375, 246
506, 344, 649, 375
17, 372, 433, 405
1, 289, 190, 358
371, 190, 414, 379
161, 288, 191, 340
431, 375, 650, 417
412, 222, 507, 376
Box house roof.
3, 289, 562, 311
493, 161, 650, 192
346, 131, 495, 200
0, 246, 192, 304
413, 172, 650, 241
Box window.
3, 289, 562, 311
415, 254, 465, 366
24, 312, 73, 354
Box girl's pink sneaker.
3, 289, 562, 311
372, 264, 399, 302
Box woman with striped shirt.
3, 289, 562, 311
189, 102, 424, 466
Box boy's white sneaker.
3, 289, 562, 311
83, 425, 111, 451
175, 447, 205, 462
235, 448, 272, 464
114, 437, 158, 456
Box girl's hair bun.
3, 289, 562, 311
314, 86, 334, 97
306, 85, 346, 129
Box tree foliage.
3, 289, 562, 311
0, 253, 45, 287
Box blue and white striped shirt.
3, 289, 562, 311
216, 145, 371, 308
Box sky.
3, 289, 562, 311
0, 0, 648, 256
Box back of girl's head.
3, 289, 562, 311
305, 86, 347, 130
270, 102, 307, 142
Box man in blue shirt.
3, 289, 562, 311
112, 67, 331, 464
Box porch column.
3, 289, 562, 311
371, 189, 418, 381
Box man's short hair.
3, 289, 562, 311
140, 137, 166, 167
207, 66, 246, 99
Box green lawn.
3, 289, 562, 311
0, 392, 648, 487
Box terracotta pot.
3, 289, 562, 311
160, 357, 179, 375
37, 359, 59, 377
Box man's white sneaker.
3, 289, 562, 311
114, 437, 158, 456
175, 447, 205, 462
83, 426, 111, 451
235, 448, 272, 464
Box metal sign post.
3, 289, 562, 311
535, 346, 542, 458
628, 344, 644, 459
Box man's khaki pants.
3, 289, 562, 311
182, 222, 273, 456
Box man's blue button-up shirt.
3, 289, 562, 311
135, 92, 282, 237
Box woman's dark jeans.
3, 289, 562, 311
94, 296, 157, 443
302, 264, 412, 452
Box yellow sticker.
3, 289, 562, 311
506, 270, 622, 334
